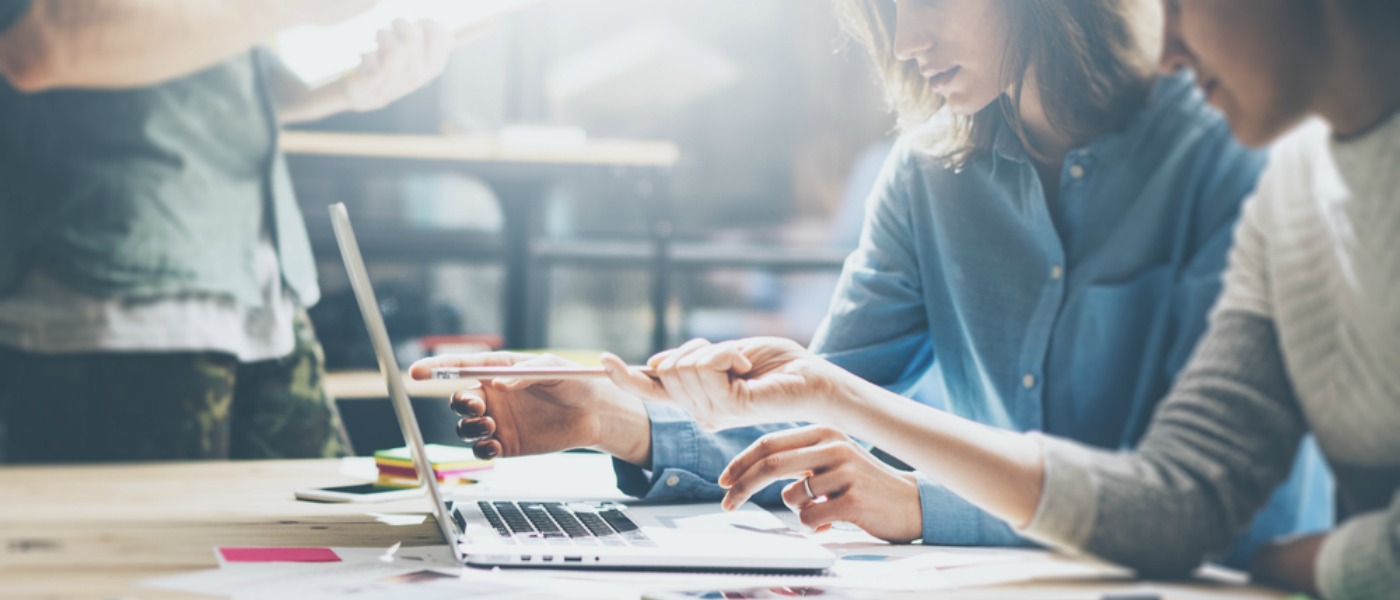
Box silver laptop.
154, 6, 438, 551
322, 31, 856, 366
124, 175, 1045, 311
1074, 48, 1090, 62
329, 203, 834, 573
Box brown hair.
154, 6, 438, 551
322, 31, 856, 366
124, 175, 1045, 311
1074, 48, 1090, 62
833, 0, 1159, 166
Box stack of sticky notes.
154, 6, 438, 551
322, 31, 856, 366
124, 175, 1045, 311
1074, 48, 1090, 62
373, 444, 493, 489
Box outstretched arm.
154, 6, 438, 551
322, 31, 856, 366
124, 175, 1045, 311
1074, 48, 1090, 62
0, 0, 376, 91
602, 337, 1047, 528
609, 319, 1317, 588
268, 17, 490, 124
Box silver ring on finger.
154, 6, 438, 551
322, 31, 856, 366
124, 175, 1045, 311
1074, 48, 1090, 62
803, 477, 818, 501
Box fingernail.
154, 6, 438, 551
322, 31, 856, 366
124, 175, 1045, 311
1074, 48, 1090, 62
449, 399, 473, 417
457, 420, 491, 439
477, 445, 499, 459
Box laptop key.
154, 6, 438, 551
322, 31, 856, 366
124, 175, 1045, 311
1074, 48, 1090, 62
598, 510, 636, 528
576, 512, 616, 537
477, 504, 514, 538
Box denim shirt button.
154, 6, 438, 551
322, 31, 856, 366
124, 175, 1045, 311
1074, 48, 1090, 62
665, 475, 681, 487
1069, 164, 1086, 180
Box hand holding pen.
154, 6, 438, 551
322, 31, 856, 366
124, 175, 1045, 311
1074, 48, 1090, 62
409, 352, 654, 465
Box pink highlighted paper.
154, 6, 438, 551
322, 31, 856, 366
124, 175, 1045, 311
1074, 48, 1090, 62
218, 547, 341, 563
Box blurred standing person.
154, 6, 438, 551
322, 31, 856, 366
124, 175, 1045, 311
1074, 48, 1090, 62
0, 0, 454, 462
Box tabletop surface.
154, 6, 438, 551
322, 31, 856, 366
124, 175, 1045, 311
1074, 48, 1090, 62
281, 130, 680, 167
0, 454, 1290, 600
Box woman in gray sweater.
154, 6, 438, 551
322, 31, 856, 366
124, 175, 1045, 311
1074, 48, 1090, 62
603, 1, 1400, 597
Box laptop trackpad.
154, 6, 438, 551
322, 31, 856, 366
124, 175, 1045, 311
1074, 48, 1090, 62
638, 504, 806, 538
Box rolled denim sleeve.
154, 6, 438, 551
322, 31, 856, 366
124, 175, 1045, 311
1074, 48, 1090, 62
917, 476, 1037, 547
612, 402, 800, 507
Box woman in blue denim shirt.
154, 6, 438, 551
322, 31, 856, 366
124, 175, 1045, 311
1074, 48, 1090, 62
417, 0, 1332, 566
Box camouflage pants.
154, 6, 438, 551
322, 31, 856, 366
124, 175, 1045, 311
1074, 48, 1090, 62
0, 311, 353, 463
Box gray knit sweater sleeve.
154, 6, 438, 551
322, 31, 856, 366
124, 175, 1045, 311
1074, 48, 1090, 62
1020, 309, 1307, 575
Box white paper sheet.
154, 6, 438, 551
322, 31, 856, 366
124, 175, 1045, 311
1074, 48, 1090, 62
147, 545, 511, 600
146, 534, 1129, 599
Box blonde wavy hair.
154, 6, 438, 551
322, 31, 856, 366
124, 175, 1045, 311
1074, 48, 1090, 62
833, 0, 1160, 166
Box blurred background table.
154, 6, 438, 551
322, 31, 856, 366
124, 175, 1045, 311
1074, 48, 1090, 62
283, 130, 680, 353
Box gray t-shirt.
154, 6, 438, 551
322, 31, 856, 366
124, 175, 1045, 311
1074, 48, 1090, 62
0, 230, 298, 362
1022, 118, 1400, 600
0, 0, 315, 360
0, 0, 319, 309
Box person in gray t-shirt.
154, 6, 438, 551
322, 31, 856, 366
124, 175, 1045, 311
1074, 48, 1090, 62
0, 0, 455, 462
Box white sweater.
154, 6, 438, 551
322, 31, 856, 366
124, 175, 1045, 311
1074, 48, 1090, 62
1023, 112, 1400, 600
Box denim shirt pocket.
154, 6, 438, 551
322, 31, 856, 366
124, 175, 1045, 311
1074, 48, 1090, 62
1066, 265, 1173, 442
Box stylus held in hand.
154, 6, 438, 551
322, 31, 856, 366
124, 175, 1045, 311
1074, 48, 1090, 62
432, 366, 656, 381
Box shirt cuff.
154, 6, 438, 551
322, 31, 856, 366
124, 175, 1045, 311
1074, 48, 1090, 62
1317, 510, 1400, 600
611, 402, 708, 500
917, 475, 1036, 547
1018, 433, 1100, 552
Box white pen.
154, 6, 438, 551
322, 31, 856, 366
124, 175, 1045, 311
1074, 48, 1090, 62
431, 366, 656, 381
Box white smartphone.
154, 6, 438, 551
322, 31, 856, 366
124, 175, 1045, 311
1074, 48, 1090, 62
293, 483, 425, 503
644, 588, 886, 600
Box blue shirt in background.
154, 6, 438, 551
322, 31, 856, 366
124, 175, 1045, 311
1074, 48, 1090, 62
613, 73, 1333, 566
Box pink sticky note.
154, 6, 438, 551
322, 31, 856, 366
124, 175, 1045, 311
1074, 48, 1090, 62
219, 547, 341, 563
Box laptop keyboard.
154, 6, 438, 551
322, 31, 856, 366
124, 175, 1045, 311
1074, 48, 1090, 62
475, 501, 655, 547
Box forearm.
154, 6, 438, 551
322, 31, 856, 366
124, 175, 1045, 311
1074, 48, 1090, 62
273, 18, 454, 124
0, 0, 293, 91
915, 476, 1041, 547
270, 59, 354, 125
1025, 311, 1306, 575
820, 372, 1046, 529
596, 396, 655, 469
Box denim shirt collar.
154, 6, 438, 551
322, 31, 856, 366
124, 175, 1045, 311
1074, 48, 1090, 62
988, 72, 1195, 180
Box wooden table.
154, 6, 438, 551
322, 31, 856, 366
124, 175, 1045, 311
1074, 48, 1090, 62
282, 131, 680, 353
0, 455, 1290, 600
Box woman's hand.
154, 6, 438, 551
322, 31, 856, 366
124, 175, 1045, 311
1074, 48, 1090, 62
342, 18, 454, 112
714, 425, 924, 543
600, 337, 849, 431
409, 352, 653, 466
1250, 533, 1324, 595
275, 17, 470, 124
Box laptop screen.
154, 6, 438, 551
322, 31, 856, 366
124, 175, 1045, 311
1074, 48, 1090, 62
329, 203, 465, 549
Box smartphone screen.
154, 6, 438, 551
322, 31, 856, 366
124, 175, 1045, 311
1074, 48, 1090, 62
319, 483, 407, 495
295, 483, 425, 503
